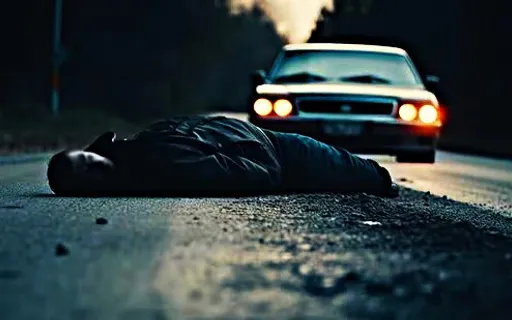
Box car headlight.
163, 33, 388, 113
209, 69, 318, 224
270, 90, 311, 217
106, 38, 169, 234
274, 99, 293, 117
253, 98, 273, 116
418, 105, 438, 124
398, 104, 418, 121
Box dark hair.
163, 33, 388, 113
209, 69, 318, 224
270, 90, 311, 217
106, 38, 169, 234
47, 150, 76, 195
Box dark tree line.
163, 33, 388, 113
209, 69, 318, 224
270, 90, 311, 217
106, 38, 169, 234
0, 0, 510, 148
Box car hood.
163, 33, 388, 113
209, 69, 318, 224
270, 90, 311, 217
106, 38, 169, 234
256, 83, 437, 102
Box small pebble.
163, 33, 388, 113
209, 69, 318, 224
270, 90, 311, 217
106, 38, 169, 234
55, 244, 69, 256
360, 221, 382, 226
298, 243, 312, 251
96, 217, 108, 225
189, 289, 203, 300
193, 216, 199, 221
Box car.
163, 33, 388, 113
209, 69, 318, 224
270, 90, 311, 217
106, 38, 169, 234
247, 43, 445, 163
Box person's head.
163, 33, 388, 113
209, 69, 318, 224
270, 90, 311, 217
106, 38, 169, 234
47, 150, 114, 196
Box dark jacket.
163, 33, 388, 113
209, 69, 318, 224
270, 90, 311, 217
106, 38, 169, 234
85, 116, 282, 196
85, 115, 390, 196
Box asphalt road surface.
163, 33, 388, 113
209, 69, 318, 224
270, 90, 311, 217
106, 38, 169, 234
1, 116, 511, 320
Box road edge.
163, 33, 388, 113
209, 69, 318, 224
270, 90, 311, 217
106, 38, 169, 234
438, 143, 512, 161
0, 153, 52, 166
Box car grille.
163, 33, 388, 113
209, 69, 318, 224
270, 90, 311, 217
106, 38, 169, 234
297, 98, 396, 115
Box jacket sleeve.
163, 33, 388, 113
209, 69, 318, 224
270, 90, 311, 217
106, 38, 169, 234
95, 137, 282, 196
163, 152, 281, 196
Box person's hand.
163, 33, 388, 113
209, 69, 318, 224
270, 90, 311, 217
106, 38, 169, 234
383, 183, 400, 198
85, 132, 116, 154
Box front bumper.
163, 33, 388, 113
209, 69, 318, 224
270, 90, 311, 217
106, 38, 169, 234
249, 116, 442, 155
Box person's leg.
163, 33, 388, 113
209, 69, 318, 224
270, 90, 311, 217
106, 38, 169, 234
269, 131, 396, 196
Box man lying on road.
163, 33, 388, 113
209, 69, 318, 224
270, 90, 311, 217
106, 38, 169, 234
47, 115, 399, 198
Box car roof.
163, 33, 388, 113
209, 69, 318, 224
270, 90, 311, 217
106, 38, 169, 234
283, 43, 408, 55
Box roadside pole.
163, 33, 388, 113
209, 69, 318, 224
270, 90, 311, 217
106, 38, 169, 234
51, 0, 63, 117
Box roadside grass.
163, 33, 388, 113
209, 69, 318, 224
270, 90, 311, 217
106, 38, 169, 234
0, 106, 142, 155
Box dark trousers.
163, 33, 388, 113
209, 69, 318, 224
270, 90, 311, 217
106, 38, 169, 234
264, 130, 391, 195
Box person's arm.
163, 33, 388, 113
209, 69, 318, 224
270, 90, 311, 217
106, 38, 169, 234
84, 132, 116, 153
108, 143, 281, 197
157, 152, 282, 196
83, 132, 281, 196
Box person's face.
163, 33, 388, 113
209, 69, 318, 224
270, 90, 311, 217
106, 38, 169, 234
67, 151, 114, 187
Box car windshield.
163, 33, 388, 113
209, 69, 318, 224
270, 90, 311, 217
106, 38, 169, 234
270, 50, 421, 86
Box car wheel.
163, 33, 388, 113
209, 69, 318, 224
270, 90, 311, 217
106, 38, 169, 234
396, 150, 436, 163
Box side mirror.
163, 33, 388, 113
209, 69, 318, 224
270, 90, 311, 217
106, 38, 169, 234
424, 75, 449, 106
424, 75, 440, 93
251, 70, 267, 87
425, 75, 440, 85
